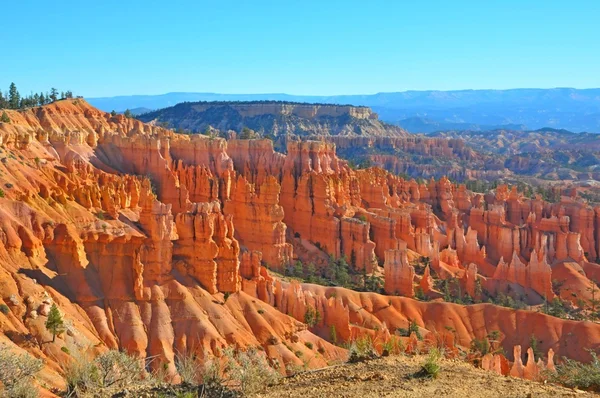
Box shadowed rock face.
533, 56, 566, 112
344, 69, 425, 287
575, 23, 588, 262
2, 99, 600, 391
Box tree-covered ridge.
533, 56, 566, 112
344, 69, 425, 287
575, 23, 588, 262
0, 82, 76, 110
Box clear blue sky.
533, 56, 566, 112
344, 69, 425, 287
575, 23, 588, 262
1, 0, 599, 97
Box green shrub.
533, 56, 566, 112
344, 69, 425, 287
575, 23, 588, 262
0, 189, 4, 198
0, 304, 9, 314
65, 350, 145, 396
397, 319, 422, 340
547, 351, 600, 391
304, 305, 321, 327
257, 308, 265, 314
348, 335, 378, 363
304, 342, 314, 350
61, 346, 70, 355
419, 348, 442, 379
0, 345, 43, 398
330, 325, 337, 345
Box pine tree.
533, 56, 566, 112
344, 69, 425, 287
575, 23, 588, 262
124, 109, 133, 118
8, 83, 20, 109
65, 90, 73, 99
0, 91, 6, 109
49, 88, 58, 102
45, 303, 65, 342
1, 111, 10, 123
111, 110, 117, 117
39, 92, 46, 106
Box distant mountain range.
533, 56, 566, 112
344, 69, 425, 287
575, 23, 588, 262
88, 88, 600, 133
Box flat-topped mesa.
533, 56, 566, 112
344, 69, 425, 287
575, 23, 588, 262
192, 102, 376, 120
138, 100, 407, 137
384, 249, 415, 296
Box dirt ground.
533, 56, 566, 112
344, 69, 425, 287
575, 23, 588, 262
254, 355, 595, 398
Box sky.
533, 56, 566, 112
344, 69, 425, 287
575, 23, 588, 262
1, 0, 599, 97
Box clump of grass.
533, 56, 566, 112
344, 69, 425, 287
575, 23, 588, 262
348, 335, 378, 363
381, 336, 404, 356
175, 351, 202, 384
418, 348, 442, 379
213, 347, 281, 395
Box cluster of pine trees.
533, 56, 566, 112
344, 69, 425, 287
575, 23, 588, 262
0, 82, 74, 109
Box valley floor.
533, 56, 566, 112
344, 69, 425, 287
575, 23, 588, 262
255, 355, 593, 398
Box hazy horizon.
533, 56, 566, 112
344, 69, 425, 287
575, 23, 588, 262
86, 86, 600, 99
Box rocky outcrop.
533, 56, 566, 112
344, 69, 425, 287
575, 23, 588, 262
384, 249, 414, 296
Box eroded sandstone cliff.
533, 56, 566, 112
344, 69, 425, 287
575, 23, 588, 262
2, 99, 600, 392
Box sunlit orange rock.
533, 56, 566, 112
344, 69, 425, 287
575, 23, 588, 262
384, 249, 415, 296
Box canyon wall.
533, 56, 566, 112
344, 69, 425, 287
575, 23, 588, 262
2, 99, 600, 391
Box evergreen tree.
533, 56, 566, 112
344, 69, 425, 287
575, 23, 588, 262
45, 303, 65, 342
111, 110, 117, 117
65, 90, 73, 99
8, 82, 20, 109
39, 92, 46, 105
0, 91, 6, 109
123, 109, 133, 118
49, 88, 58, 102
60, 91, 65, 99
1, 111, 10, 123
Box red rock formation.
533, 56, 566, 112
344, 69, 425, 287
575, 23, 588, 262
420, 265, 434, 294
384, 249, 415, 297
223, 174, 292, 268
3, 99, 600, 391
